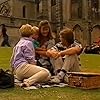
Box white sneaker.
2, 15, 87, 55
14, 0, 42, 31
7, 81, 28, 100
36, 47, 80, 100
24, 86, 38, 90
49, 76, 62, 84
63, 74, 69, 83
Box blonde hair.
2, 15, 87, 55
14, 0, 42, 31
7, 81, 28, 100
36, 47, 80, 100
32, 26, 39, 34
19, 24, 33, 37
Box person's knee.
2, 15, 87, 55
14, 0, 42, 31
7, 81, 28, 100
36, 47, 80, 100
42, 68, 51, 78
65, 54, 78, 61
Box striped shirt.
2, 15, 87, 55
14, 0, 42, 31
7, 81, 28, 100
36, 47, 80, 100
51, 40, 82, 52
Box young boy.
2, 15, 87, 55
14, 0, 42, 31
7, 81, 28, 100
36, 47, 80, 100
32, 26, 40, 49
11, 24, 51, 87
32, 26, 47, 51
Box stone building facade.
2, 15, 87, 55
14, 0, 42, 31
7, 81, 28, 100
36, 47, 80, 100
0, 0, 38, 46
0, 0, 100, 46
49, 0, 100, 46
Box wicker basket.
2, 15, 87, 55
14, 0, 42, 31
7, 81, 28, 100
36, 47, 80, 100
66, 72, 100, 89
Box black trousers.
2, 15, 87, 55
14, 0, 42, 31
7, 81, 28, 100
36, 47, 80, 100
1, 37, 10, 47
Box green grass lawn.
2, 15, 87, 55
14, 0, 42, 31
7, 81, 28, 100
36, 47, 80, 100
0, 47, 100, 100
81, 54, 100, 73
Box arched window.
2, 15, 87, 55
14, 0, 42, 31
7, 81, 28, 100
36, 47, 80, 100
51, 0, 56, 21
23, 5, 26, 18
73, 24, 83, 44
35, 0, 41, 13
91, 0, 99, 20
71, 0, 82, 19
51, 0, 56, 6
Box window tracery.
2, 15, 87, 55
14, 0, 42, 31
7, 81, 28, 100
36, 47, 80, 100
0, 2, 11, 16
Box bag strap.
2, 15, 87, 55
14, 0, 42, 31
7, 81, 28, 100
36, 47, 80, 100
10, 47, 16, 75
0, 69, 5, 75
5, 69, 12, 73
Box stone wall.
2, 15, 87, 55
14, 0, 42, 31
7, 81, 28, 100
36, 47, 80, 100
0, 15, 40, 46
11, 0, 36, 19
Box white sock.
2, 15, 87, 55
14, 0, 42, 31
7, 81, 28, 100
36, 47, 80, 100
58, 71, 65, 79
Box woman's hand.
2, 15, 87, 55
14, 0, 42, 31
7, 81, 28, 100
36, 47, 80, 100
53, 52, 61, 59
46, 49, 52, 57
46, 49, 60, 59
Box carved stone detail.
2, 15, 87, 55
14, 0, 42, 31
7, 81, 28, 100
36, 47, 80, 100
0, 1, 11, 16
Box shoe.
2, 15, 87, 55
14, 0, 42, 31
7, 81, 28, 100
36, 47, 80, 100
20, 82, 30, 87
24, 86, 38, 90
49, 76, 62, 84
20, 83, 27, 87
63, 74, 69, 84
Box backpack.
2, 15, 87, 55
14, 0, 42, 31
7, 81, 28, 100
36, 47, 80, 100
0, 69, 14, 89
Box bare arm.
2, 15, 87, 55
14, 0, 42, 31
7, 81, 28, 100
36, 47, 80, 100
46, 46, 82, 59
36, 50, 47, 57
60, 46, 82, 56
35, 47, 47, 51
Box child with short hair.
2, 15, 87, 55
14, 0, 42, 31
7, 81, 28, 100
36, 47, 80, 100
10, 24, 51, 87
46, 28, 82, 83
32, 26, 40, 48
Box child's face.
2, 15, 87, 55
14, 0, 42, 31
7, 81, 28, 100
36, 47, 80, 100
60, 35, 68, 46
32, 33, 39, 40
40, 25, 49, 37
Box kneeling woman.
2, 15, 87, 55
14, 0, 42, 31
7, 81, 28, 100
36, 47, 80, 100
10, 24, 51, 87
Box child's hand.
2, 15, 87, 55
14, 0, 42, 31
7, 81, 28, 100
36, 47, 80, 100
46, 49, 60, 59
46, 49, 53, 57
53, 52, 61, 59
